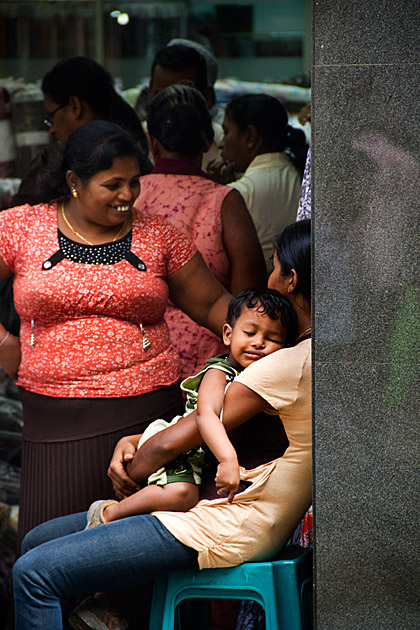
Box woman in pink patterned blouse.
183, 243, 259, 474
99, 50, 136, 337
0, 121, 232, 545
135, 85, 266, 379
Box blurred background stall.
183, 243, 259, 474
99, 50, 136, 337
0, 0, 311, 205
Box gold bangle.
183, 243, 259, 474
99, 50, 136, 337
0, 331, 10, 347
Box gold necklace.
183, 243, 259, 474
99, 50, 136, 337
60, 200, 127, 246
295, 327, 311, 343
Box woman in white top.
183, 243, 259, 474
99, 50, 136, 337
13, 220, 311, 629
209, 94, 308, 273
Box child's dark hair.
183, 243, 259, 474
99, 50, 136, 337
226, 288, 298, 346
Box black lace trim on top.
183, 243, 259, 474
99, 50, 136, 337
57, 229, 132, 265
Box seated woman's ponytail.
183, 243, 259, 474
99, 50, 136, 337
226, 94, 308, 176
284, 124, 308, 176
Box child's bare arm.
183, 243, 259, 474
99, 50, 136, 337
123, 384, 267, 486
196, 369, 235, 458
196, 369, 240, 502
126, 414, 201, 483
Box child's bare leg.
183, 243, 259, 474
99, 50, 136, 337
103, 482, 199, 522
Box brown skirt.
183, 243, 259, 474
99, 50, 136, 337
17, 386, 183, 548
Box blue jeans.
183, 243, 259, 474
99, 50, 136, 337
14, 512, 199, 630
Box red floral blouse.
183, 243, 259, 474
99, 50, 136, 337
0, 201, 197, 398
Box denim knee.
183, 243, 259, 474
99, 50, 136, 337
13, 552, 35, 594
21, 511, 87, 555
14, 546, 58, 601
21, 528, 37, 555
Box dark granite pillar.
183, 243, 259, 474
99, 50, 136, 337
313, 1, 420, 628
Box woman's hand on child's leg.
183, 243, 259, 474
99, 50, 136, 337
215, 461, 240, 503
108, 434, 141, 499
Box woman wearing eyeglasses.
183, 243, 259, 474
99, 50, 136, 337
11, 56, 151, 208
1, 56, 153, 352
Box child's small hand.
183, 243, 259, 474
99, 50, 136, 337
215, 461, 240, 503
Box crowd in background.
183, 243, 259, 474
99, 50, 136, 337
0, 41, 311, 630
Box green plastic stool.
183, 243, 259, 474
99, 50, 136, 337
149, 547, 312, 630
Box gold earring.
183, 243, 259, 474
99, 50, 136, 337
288, 286, 293, 293
71, 187, 78, 198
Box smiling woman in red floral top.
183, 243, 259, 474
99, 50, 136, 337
0, 120, 231, 545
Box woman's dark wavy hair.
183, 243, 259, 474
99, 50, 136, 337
43, 121, 142, 198
225, 94, 308, 174
41, 56, 150, 161
274, 220, 311, 304
226, 287, 298, 347
147, 84, 214, 157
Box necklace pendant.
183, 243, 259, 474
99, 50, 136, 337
139, 323, 151, 350
30, 319, 35, 348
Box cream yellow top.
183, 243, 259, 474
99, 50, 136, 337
154, 339, 312, 569
228, 153, 302, 273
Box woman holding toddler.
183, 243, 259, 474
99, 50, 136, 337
13, 219, 312, 630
